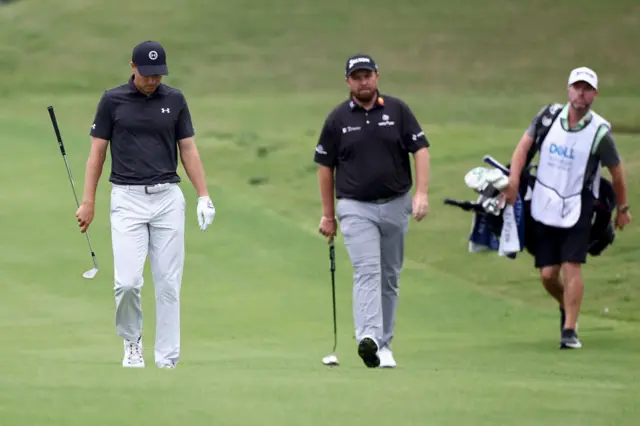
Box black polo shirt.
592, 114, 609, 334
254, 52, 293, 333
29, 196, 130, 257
89, 75, 195, 185
313, 93, 429, 201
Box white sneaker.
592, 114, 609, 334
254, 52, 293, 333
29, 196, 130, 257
122, 338, 145, 368
378, 347, 397, 368
158, 363, 175, 369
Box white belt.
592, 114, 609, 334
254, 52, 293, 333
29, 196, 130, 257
113, 183, 175, 194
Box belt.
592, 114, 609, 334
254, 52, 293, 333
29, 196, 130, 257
113, 183, 175, 194
369, 195, 401, 204
338, 194, 403, 204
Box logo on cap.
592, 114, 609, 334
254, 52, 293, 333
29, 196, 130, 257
132, 41, 169, 76
346, 54, 378, 76
349, 57, 371, 69
573, 69, 595, 80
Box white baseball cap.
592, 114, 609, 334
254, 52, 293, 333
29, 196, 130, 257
568, 66, 598, 89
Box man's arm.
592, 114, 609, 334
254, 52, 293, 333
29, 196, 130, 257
313, 116, 339, 219
609, 162, 628, 209
508, 133, 535, 184
598, 130, 628, 209
400, 102, 430, 195
178, 137, 209, 197
413, 147, 430, 195
508, 106, 546, 184
84, 92, 113, 203
175, 95, 209, 197
317, 166, 335, 218
82, 138, 109, 204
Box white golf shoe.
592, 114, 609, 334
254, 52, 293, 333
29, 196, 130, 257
378, 347, 397, 368
122, 338, 145, 368
157, 361, 176, 369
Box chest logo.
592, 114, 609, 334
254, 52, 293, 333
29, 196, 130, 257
378, 114, 395, 127
549, 143, 575, 160
161, 108, 170, 114
342, 126, 361, 134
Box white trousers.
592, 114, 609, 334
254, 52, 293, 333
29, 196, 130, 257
110, 183, 185, 367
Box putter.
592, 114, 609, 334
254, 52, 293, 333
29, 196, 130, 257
322, 240, 339, 366
47, 106, 99, 279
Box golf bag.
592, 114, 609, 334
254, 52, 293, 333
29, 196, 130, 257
444, 159, 617, 260
444, 103, 617, 259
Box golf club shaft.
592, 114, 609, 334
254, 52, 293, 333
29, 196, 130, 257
329, 242, 337, 353
61, 151, 98, 269
48, 106, 99, 270
483, 155, 510, 176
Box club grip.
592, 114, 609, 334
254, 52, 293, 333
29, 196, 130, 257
482, 155, 509, 175
329, 244, 335, 272
47, 105, 66, 155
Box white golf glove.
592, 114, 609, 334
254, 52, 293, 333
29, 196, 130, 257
197, 196, 216, 231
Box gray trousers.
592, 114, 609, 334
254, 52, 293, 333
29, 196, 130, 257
336, 192, 412, 349
110, 183, 186, 367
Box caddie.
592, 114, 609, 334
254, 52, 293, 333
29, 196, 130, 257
503, 66, 631, 350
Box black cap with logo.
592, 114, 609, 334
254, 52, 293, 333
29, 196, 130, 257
345, 54, 378, 77
132, 41, 169, 76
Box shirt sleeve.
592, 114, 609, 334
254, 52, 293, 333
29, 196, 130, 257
596, 128, 621, 168
175, 94, 195, 141
313, 116, 339, 167
89, 91, 113, 141
400, 102, 429, 152
525, 105, 548, 137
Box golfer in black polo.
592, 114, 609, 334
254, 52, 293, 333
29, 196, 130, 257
315, 54, 431, 368
75, 40, 216, 369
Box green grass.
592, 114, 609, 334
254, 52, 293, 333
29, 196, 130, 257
1, 0, 639, 425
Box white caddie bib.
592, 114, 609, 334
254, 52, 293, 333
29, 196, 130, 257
530, 110, 610, 228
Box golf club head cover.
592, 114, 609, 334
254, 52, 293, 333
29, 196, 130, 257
465, 167, 510, 195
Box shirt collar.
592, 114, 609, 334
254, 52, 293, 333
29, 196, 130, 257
127, 74, 165, 97
559, 102, 592, 131
349, 92, 385, 111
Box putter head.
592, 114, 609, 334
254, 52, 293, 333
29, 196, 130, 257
83, 268, 98, 279
322, 354, 339, 366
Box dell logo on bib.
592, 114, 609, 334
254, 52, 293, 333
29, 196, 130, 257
549, 143, 575, 159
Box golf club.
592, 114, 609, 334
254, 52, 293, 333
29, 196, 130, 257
443, 198, 486, 213
322, 240, 339, 366
47, 105, 99, 279
482, 155, 510, 176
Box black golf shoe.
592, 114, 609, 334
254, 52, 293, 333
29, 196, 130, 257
358, 337, 380, 368
560, 329, 582, 349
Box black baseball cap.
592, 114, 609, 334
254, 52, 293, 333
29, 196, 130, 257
345, 54, 378, 77
132, 41, 168, 76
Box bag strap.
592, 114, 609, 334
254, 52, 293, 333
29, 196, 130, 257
524, 103, 564, 168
